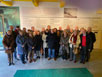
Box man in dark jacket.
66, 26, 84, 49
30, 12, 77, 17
87, 27, 96, 52
9, 26, 18, 60
79, 29, 91, 64
47, 29, 56, 61
86, 27, 96, 62
2, 30, 15, 66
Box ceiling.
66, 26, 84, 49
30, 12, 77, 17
0, 0, 65, 7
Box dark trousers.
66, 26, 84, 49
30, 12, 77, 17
20, 54, 25, 63
80, 46, 86, 62
7, 53, 13, 63
86, 50, 90, 61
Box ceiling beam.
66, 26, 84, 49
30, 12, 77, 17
32, 0, 39, 7
0, 0, 13, 6
60, 1, 65, 8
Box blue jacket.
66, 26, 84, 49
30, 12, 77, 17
16, 35, 26, 55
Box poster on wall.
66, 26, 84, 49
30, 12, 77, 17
0, 6, 20, 48
64, 8, 77, 18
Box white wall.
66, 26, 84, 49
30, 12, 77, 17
0, 1, 102, 49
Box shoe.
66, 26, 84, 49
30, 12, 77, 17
83, 62, 85, 64
37, 56, 40, 59
22, 61, 26, 64
54, 58, 56, 61
11, 63, 15, 65
80, 61, 83, 63
86, 59, 89, 62
48, 58, 51, 60
33, 59, 36, 62
29, 60, 32, 63
8, 63, 11, 66
70, 59, 73, 61
74, 61, 77, 63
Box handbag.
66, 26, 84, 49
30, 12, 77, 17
73, 47, 79, 55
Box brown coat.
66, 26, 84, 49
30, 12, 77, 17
2, 34, 14, 53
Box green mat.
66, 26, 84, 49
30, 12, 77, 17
14, 68, 93, 77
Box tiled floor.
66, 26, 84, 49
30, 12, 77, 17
0, 49, 102, 77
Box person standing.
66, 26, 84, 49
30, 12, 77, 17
2, 30, 15, 66
79, 29, 91, 64
69, 30, 80, 63
47, 29, 56, 61
9, 26, 18, 60
34, 30, 43, 59
59, 30, 70, 60
16, 30, 26, 64
27, 32, 36, 63
86, 27, 96, 62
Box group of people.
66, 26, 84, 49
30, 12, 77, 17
2, 25, 96, 66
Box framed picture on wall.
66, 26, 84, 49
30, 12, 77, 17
64, 8, 77, 18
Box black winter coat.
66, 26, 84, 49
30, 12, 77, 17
47, 33, 56, 49
27, 36, 36, 51
35, 35, 43, 51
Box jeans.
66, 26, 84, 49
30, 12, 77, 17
70, 48, 76, 61
48, 48, 55, 58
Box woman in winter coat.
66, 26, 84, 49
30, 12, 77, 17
34, 30, 43, 59
2, 30, 15, 66
69, 30, 80, 63
47, 29, 56, 61
42, 31, 48, 57
59, 30, 70, 60
16, 30, 26, 64
27, 32, 36, 63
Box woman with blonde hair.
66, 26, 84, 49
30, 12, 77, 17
69, 30, 80, 63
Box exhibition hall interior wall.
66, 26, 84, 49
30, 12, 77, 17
0, 0, 102, 49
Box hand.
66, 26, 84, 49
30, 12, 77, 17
5, 47, 8, 49
22, 45, 24, 48
32, 47, 34, 49
88, 49, 90, 51
79, 46, 81, 49
73, 43, 76, 45
9, 47, 12, 49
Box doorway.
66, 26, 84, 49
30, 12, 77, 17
0, 14, 5, 50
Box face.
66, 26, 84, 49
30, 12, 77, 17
47, 25, 51, 30
54, 28, 57, 33
66, 25, 70, 30
42, 28, 45, 32
19, 31, 23, 36
87, 27, 92, 33
59, 27, 62, 30
31, 27, 35, 31
75, 26, 79, 30
7, 31, 12, 35
9, 26, 13, 31
23, 28, 26, 32
82, 29, 86, 34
